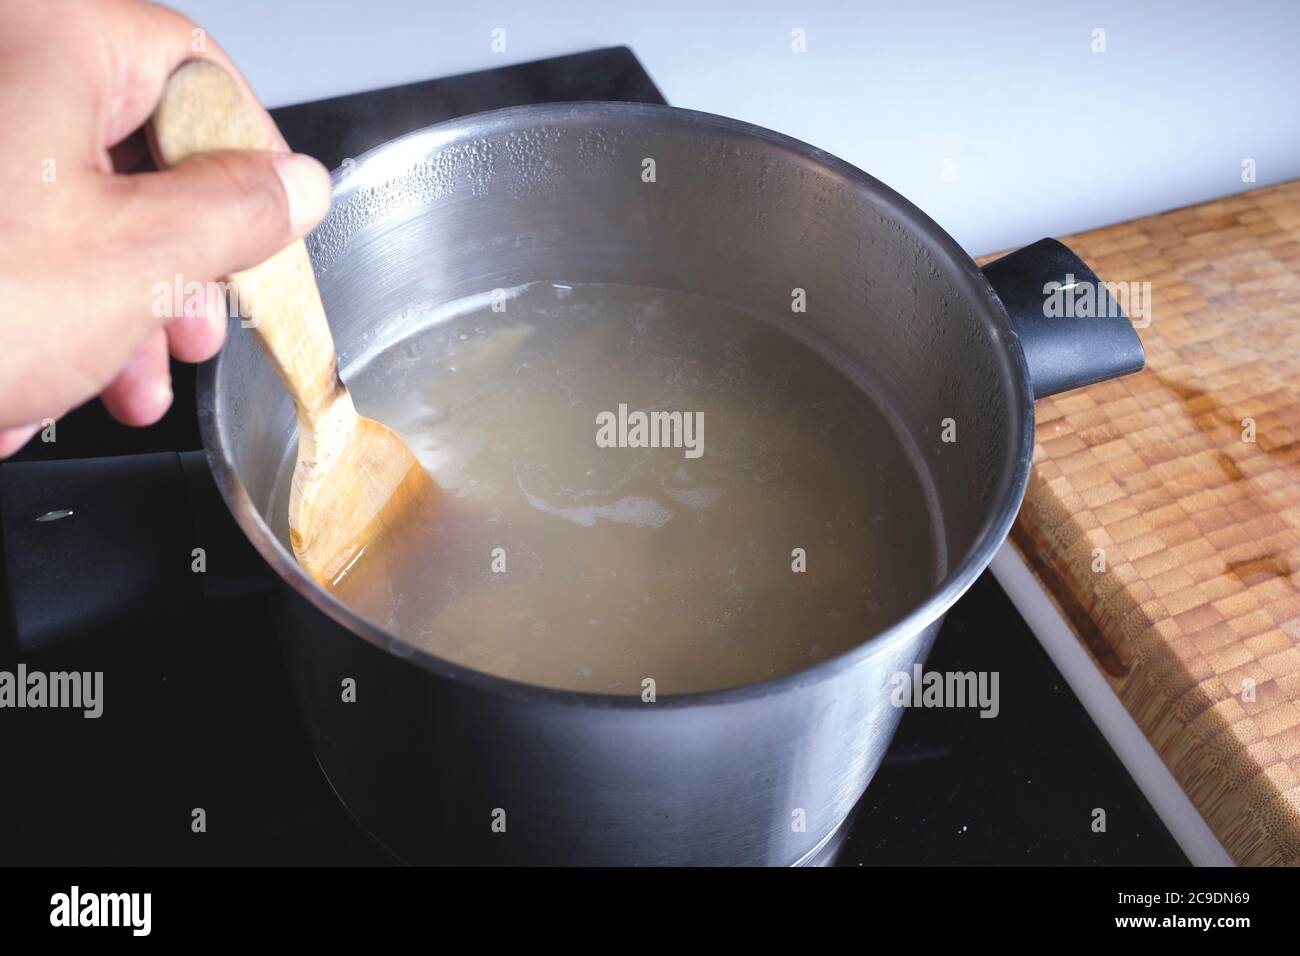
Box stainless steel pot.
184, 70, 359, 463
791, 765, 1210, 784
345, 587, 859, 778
5, 102, 1144, 865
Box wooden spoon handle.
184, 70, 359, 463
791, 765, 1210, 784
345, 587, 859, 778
148, 60, 351, 429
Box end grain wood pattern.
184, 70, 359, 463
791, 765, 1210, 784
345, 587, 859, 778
979, 180, 1300, 866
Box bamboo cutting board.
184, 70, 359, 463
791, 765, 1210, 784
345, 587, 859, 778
980, 180, 1300, 866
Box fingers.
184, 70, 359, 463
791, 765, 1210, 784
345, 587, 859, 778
105, 147, 330, 306
0, 1, 319, 438
0, 423, 41, 459
90, 0, 289, 153
100, 328, 173, 426
164, 287, 227, 363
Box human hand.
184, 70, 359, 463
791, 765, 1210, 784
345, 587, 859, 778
0, 0, 331, 456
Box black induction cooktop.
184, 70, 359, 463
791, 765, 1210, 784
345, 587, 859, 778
0, 47, 1186, 866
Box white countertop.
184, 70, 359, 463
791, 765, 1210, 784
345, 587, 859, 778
171, 0, 1300, 257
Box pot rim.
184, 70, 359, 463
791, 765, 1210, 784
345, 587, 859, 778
197, 101, 1035, 709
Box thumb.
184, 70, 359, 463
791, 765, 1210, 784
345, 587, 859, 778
108, 149, 332, 285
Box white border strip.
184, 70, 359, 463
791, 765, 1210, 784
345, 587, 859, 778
990, 543, 1234, 867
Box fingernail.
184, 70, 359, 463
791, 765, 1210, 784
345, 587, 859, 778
272, 152, 332, 235
0, 422, 41, 458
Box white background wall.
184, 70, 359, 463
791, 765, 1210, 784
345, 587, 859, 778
172, 0, 1300, 256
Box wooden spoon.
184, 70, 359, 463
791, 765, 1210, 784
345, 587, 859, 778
148, 60, 436, 587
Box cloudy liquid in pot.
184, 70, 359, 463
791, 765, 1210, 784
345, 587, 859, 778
269, 282, 944, 694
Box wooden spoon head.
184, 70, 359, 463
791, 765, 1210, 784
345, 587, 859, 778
288, 415, 438, 588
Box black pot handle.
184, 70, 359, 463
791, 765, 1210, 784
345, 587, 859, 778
982, 237, 1145, 398
0, 451, 271, 654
